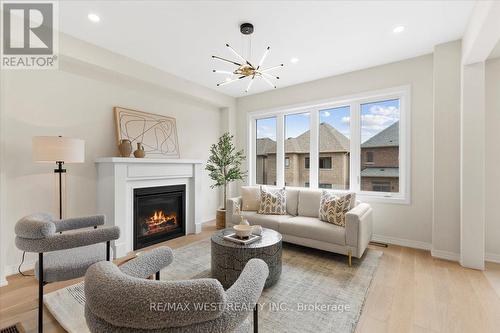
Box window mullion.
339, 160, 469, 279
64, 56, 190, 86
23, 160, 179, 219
248, 115, 256, 185
276, 114, 285, 187
309, 109, 319, 189
350, 102, 361, 192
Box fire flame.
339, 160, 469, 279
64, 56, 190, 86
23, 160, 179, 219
143, 210, 178, 235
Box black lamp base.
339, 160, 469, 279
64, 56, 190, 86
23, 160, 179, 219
54, 161, 66, 219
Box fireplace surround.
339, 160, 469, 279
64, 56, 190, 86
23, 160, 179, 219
95, 157, 203, 258
133, 185, 186, 250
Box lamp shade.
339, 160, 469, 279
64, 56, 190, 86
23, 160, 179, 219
32, 136, 85, 163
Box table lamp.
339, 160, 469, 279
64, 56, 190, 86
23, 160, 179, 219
32, 136, 85, 219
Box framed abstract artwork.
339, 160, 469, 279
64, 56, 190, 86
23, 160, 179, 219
114, 107, 180, 158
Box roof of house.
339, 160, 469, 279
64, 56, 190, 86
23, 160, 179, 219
257, 122, 350, 155
257, 121, 399, 155
360, 167, 399, 178
361, 121, 399, 148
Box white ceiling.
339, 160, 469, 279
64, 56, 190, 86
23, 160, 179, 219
59, 1, 475, 97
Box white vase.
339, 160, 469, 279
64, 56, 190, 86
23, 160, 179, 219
239, 215, 250, 226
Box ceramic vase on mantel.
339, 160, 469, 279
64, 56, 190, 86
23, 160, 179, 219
118, 139, 132, 157
133, 142, 146, 158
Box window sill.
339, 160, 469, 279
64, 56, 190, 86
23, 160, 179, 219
357, 192, 410, 205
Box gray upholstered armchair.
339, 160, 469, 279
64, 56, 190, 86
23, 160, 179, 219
14, 213, 120, 333
84, 246, 269, 333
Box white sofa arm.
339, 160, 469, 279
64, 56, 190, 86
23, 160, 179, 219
225, 196, 242, 227
345, 203, 373, 258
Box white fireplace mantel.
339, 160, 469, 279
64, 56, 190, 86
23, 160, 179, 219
95, 157, 204, 258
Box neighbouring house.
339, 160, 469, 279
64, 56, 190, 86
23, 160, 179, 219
257, 121, 400, 192
256, 122, 350, 189
360, 121, 399, 192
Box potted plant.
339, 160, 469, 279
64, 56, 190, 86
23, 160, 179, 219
206, 132, 246, 229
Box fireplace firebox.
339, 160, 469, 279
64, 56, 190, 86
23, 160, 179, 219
133, 185, 186, 250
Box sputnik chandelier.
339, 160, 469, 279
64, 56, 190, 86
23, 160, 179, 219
212, 23, 284, 93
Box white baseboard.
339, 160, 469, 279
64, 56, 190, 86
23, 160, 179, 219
5, 260, 35, 276
201, 216, 216, 224
485, 252, 500, 264
372, 234, 432, 251
0, 278, 8, 287
430, 250, 500, 264
431, 249, 460, 262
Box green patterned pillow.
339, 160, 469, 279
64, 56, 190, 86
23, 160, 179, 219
318, 191, 354, 227
257, 186, 287, 215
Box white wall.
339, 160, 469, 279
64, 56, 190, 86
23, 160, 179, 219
0, 36, 234, 284
432, 41, 462, 259
236, 55, 434, 248
485, 57, 500, 260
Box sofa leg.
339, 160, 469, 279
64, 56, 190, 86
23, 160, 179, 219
348, 250, 352, 267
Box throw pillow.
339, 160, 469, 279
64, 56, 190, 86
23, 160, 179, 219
240, 186, 260, 211
318, 191, 354, 227
258, 186, 287, 215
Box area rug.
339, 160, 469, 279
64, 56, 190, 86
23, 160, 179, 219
44, 239, 381, 333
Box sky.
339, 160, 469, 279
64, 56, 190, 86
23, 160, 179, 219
256, 99, 399, 143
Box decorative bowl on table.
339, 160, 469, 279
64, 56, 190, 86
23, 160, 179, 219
233, 224, 252, 238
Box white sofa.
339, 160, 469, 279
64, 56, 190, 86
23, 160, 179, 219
226, 187, 373, 265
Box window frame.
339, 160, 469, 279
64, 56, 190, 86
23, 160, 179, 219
365, 151, 374, 164
319, 156, 332, 169
247, 85, 411, 204
285, 156, 290, 168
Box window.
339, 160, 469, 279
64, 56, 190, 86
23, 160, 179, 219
285, 112, 310, 187
249, 86, 409, 203
256, 117, 277, 185
318, 107, 350, 189
360, 99, 400, 193
285, 157, 290, 168
365, 151, 374, 163
319, 157, 332, 169
372, 181, 391, 192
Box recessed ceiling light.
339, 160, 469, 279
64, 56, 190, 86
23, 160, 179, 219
393, 25, 405, 34
88, 13, 100, 22
290, 57, 299, 64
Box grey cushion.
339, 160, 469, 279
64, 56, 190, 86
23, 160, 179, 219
279, 216, 346, 245
54, 215, 105, 233
85, 262, 226, 329
16, 226, 120, 253
297, 190, 322, 217
84, 309, 251, 333
35, 243, 106, 282
15, 213, 55, 239
120, 246, 174, 279
285, 187, 299, 216
85, 257, 268, 333
241, 211, 292, 231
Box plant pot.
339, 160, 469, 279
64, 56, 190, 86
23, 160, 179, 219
216, 209, 226, 230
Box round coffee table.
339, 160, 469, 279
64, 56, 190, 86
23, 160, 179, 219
211, 227, 282, 289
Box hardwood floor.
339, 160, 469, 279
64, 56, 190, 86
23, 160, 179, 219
1, 222, 499, 333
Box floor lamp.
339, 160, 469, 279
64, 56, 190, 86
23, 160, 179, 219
32, 136, 85, 219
